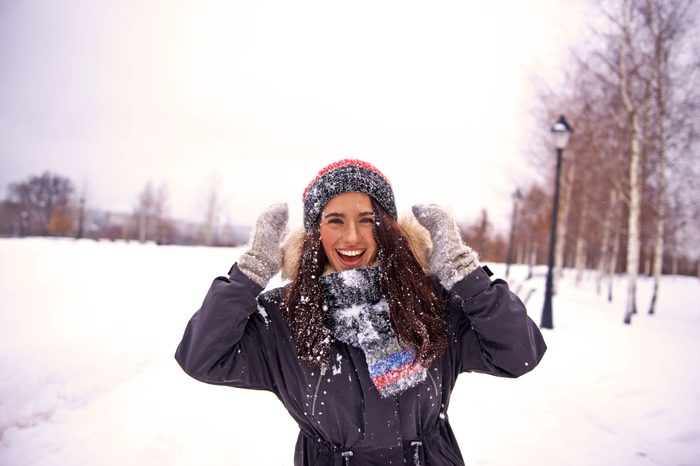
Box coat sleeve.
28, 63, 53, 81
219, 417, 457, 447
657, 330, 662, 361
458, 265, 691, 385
447, 267, 546, 377
174, 264, 277, 392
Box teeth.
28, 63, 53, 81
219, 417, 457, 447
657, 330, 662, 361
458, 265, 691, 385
338, 250, 364, 257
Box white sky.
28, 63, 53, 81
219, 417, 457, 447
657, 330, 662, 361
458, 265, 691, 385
0, 0, 589, 230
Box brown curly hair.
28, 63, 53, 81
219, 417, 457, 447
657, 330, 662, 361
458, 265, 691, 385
282, 199, 448, 369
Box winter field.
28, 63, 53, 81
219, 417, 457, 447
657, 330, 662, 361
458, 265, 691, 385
1, 237, 699, 466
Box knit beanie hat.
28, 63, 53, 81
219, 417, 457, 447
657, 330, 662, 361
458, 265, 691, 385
302, 159, 397, 230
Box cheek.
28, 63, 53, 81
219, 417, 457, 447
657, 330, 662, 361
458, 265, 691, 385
319, 228, 335, 254
363, 230, 378, 254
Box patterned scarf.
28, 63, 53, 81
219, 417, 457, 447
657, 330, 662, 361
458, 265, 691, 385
320, 267, 427, 398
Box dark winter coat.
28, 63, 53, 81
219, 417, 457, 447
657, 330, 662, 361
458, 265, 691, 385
175, 249, 546, 465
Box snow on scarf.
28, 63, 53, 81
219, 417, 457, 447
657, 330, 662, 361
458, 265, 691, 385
320, 267, 427, 398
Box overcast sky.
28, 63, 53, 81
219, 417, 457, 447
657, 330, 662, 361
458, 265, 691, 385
0, 0, 589, 230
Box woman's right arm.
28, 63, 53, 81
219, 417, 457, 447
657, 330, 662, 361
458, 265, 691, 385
175, 203, 289, 392
175, 264, 276, 391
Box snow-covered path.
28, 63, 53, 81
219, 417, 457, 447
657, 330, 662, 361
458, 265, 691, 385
1, 238, 698, 465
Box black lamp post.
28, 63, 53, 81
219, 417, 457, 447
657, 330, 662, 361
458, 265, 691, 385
505, 188, 522, 280
540, 115, 573, 329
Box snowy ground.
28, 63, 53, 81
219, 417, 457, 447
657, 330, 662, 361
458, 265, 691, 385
1, 237, 699, 466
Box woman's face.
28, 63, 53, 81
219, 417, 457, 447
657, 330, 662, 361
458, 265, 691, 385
319, 192, 378, 272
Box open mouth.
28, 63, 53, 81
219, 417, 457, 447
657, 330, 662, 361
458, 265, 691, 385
336, 249, 366, 268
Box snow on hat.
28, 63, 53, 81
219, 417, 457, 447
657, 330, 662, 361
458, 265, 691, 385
302, 159, 397, 230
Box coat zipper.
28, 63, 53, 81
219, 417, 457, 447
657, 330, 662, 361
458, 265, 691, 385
311, 368, 326, 416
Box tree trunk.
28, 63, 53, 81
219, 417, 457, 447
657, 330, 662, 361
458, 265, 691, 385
138, 211, 148, 243
202, 185, 221, 246
672, 252, 678, 276
648, 216, 664, 314
122, 217, 131, 242
597, 190, 617, 294
517, 236, 527, 265
608, 226, 621, 303
575, 196, 589, 286
607, 193, 623, 303
527, 242, 537, 280
648, 110, 667, 315
623, 110, 642, 324
644, 246, 652, 276
75, 196, 85, 239
620, 0, 642, 325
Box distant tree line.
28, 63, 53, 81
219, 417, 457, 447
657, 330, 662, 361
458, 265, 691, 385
0, 171, 249, 246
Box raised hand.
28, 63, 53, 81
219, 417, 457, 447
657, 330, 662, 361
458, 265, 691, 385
412, 204, 479, 290
237, 203, 289, 287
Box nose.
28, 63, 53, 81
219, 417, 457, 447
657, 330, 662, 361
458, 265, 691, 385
343, 221, 361, 244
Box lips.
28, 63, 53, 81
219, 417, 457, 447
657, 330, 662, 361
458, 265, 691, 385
336, 249, 366, 268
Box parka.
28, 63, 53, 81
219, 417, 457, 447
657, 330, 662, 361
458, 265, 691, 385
175, 237, 546, 466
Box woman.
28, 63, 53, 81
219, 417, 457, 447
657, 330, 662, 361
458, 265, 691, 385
175, 159, 546, 465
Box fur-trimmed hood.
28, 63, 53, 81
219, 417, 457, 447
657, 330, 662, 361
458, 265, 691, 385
280, 214, 433, 281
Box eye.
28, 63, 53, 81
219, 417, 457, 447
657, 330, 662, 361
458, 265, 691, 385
359, 217, 374, 223
326, 218, 343, 225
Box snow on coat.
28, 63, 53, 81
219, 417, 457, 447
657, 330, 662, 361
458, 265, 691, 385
175, 219, 546, 465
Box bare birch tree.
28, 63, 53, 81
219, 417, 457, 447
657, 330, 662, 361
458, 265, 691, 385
603, 0, 650, 324
642, 0, 698, 314
135, 182, 155, 243
199, 174, 225, 247
153, 184, 170, 245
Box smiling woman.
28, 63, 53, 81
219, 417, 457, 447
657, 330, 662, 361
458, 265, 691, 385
175, 159, 546, 465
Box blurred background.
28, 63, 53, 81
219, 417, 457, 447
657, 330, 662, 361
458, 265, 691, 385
2, 0, 698, 276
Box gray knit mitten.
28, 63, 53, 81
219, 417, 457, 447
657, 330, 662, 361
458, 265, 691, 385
237, 203, 289, 287
412, 204, 480, 290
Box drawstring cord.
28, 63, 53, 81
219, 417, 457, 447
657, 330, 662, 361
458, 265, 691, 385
341, 450, 353, 464
411, 441, 423, 466
340, 442, 420, 465
301, 427, 436, 465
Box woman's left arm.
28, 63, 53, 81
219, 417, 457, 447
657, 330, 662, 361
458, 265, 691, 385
448, 268, 546, 377
412, 204, 546, 377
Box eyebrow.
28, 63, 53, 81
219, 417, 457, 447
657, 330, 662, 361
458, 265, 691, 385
323, 211, 374, 218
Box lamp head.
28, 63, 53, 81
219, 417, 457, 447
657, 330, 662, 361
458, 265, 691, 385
551, 115, 573, 150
